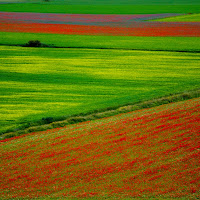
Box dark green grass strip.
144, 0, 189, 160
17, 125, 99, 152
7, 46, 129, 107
0, 4, 200, 14
1, 88, 199, 141
1, 32, 200, 52
1, 0, 200, 5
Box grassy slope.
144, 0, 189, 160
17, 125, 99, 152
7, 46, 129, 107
0, 45, 199, 134
0, 98, 199, 199
1, 32, 200, 52
0, 4, 200, 14
2, 89, 199, 140
153, 13, 200, 21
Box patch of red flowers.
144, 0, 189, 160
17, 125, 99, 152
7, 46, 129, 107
0, 12, 200, 37
1, 22, 200, 36
0, 98, 199, 198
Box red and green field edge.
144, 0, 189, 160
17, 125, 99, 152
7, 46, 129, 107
0, 92, 199, 199
1, 88, 199, 141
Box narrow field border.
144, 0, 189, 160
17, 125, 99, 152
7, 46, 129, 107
0, 196, 198, 200
1, 88, 199, 141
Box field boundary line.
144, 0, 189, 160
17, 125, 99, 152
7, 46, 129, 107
1, 88, 199, 141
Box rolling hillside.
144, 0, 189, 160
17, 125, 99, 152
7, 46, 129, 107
0, 1, 200, 199
0, 0, 200, 199
0, 98, 199, 199
0, 45, 199, 135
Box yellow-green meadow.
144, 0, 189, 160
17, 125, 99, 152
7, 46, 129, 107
0, 45, 199, 134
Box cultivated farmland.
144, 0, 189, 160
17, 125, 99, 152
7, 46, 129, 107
0, 12, 200, 36
0, 45, 199, 135
0, 98, 199, 198
1, 32, 200, 52
0, 3, 200, 14
0, 0, 200, 199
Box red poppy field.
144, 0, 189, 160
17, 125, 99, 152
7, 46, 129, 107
0, 98, 199, 199
0, 12, 200, 36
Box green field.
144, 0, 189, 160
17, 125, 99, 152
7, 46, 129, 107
0, 0, 200, 136
1, 0, 200, 5
0, 4, 200, 14
155, 13, 200, 21
0, 45, 199, 134
1, 32, 200, 52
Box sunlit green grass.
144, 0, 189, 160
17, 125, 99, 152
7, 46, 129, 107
1, 32, 200, 52
0, 4, 200, 14
153, 13, 200, 21
0, 45, 199, 134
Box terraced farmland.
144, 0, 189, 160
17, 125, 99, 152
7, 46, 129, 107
0, 98, 199, 199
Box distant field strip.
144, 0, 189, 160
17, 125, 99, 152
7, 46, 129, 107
1, 22, 199, 37
0, 4, 200, 14
1, 98, 199, 198
0, 12, 199, 36
1, 0, 200, 5
153, 13, 200, 22
1, 32, 200, 52
0, 12, 182, 23
0, 45, 199, 134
